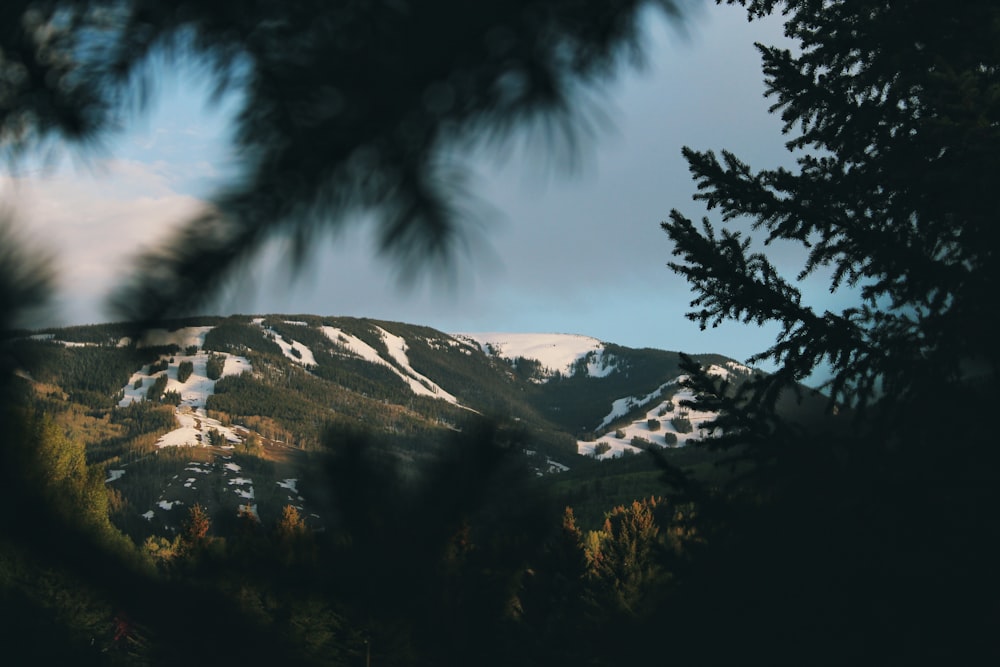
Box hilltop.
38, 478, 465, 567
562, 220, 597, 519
6, 313, 784, 540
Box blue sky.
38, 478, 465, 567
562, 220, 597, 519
3, 2, 849, 381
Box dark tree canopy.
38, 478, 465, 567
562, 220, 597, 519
657, 3, 1000, 663
665, 0, 999, 413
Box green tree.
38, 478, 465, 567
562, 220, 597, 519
241, 431, 263, 456
271, 505, 315, 566
274, 504, 306, 541
143, 534, 182, 567
668, 415, 691, 433
145, 373, 168, 401
583, 497, 666, 617
16, 413, 123, 536
205, 354, 226, 381
162, 389, 182, 406
182, 503, 211, 547
177, 360, 194, 383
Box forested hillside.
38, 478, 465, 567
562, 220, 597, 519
3, 312, 766, 664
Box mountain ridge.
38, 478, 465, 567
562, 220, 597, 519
11, 313, 758, 438
12, 313, 751, 441
7, 313, 789, 541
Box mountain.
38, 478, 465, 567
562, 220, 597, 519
6, 314, 770, 539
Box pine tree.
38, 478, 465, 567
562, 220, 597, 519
274, 504, 314, 565
658, 2, 1000, 661
663, 0, 999, 414
177, 360, 194, 383
205, 354, 226, 381
584, 498, 664, 617
275, 504, 306, 541
145, 373, 168, 401
182, 503, 211, 547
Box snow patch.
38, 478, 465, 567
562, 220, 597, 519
223, 355, 251, 377
455, 332, 614, 380
376, 326, 459, 403
58, 340, 98, 348
706, 364, 732, 380
264, 326, 317, 367
137, 326, 212, 350
117, 345, 252, 449
546, 458, 570, 473
596, 378, 680, 431
579, 380, 723, 458
105, 469, 125, 483
153, 408, 243, 448
321, 325, 460, 404
726, 360, 753, 374
119, 349, 250, 410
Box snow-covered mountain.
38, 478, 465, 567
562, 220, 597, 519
11, 314, 767, 535
455, 332, 618, 381
20, 315, 758, 460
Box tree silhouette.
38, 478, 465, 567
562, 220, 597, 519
122, 0, 683, 321
665, 0, 998, 414
0, 0, 694, 328
658, 1, 1000, 662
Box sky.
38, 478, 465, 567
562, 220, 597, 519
1, 2, 849, 379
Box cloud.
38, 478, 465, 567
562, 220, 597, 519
0, 160, 207, 325
191, 5, 808, 364
0, 2, 846, 386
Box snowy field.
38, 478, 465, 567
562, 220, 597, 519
118, 326, 252, 448
321, 325, 461, 404
577, 364, 746, 459
454, 332, 616, 380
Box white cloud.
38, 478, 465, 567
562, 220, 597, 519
0, 1, 839, 387
1, 160, 207, 324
